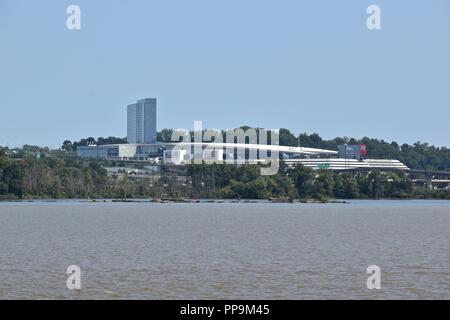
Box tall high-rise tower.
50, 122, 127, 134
127, 98, 157, 144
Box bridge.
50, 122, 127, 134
408, 169, 450, 190
282, 159, 450, 190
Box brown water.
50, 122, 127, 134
0, 200, 449, 299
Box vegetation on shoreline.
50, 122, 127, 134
1, 150, 449, 201
1, 129, 449, 200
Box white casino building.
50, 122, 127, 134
76, 98, 409, 171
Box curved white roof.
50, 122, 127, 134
161, 142, 337, 155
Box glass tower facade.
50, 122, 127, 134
127, 98, 157, 144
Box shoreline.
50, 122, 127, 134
1, 198, 449, 204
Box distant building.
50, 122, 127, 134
127, 98, 157, 144
76, 98, 408, 171
163, 148, 224, 165
77, 144, 158, 161
338, 144, 367, 160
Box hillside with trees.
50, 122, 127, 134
0, 128, 449, 200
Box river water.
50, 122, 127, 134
0, 200, 449, 299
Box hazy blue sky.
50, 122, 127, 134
0, 0, 449, 148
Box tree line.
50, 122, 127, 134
2, 148, 447, 200
1, 128, 449, 200
185, 163, 448, 201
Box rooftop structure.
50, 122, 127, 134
284, 158, 409, 171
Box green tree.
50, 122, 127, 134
288, 164, 313, 198
61, 140, 73, 152
342, 174, 359, 199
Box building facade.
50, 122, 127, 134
338, 144, 367, 160
127, 98, 157, 144
77, 144, 158, 161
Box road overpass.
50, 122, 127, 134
408, 169, 450, 190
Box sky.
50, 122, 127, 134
0, 0, 449, 148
